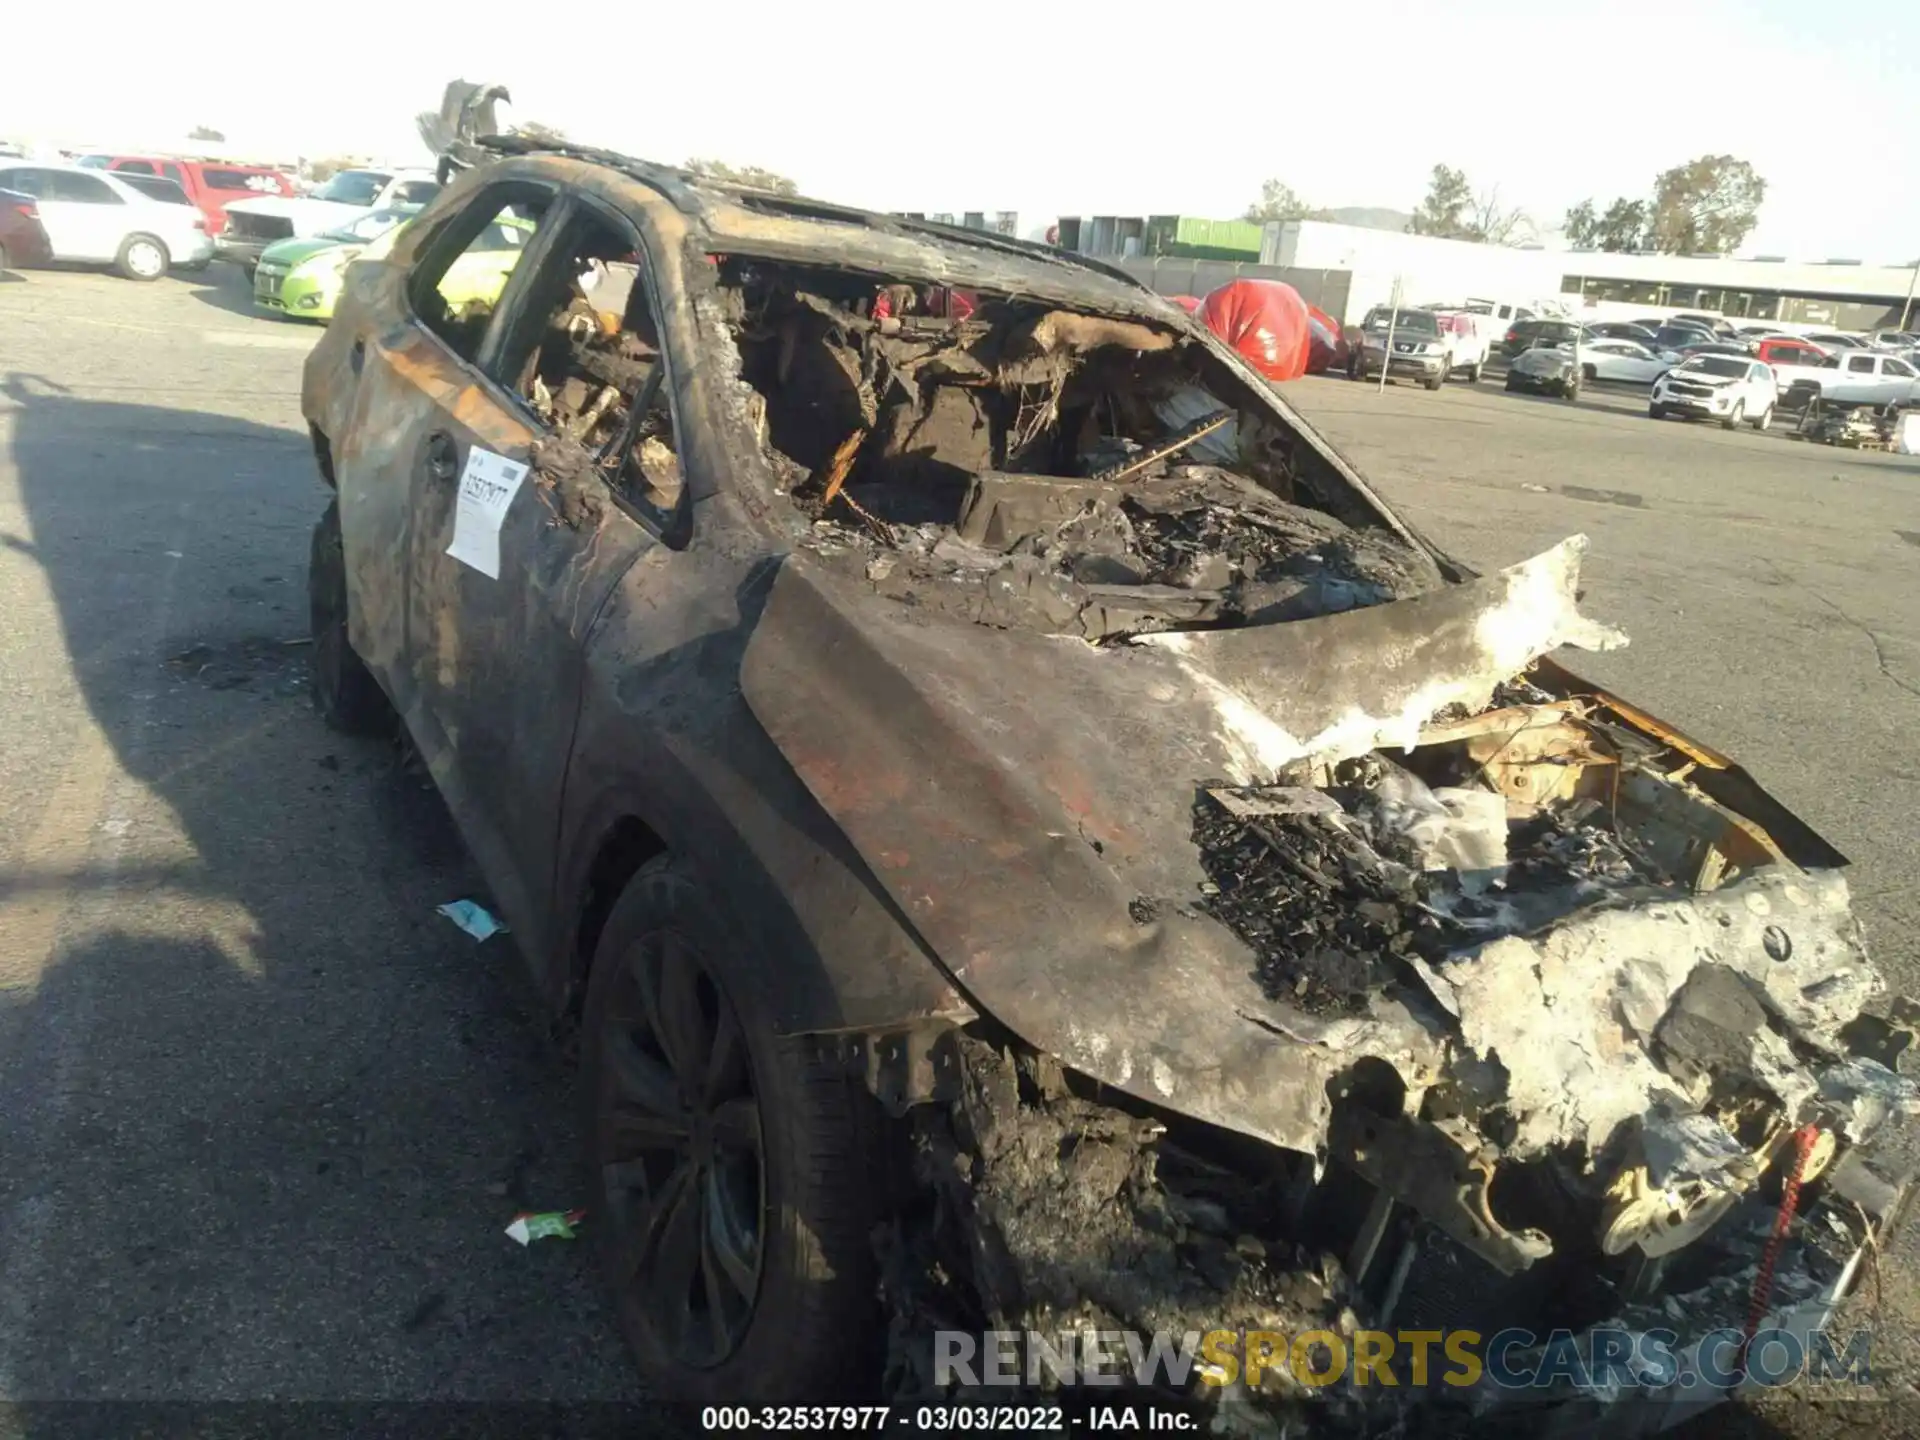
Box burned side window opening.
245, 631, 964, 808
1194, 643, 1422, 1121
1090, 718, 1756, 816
716, 261, 1431, 641
412, 194, 549, 363
513, 223, 684, 538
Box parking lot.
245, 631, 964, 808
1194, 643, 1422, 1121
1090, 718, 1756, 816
1, 262, 1917, 1434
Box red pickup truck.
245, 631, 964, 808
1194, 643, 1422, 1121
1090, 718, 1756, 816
101, 157, 294, 238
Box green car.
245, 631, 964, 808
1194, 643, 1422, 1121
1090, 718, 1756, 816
254, 208, 531, 323
254, 208, 417, 322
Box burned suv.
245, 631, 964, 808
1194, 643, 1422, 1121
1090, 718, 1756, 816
302, 137, 1916, 1430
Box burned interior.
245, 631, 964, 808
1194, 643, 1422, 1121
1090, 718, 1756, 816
493, 216, 685, 536
709, 260, 1438, 642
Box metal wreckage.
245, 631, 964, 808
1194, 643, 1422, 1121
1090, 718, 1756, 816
679, 264, 1919, 1433
365, 129, 1919, 1433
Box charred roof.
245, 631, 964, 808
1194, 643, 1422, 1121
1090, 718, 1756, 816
475, 134, 1162, 311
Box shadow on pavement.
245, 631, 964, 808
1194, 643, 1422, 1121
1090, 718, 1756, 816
0, 374, 664, 1426
180, 266, 264, 319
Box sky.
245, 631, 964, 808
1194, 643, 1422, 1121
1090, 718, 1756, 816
9, 0, 1919, 261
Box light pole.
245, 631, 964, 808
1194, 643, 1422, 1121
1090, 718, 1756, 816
1377, 275, 1402, 396
1899, 257, 1919, 334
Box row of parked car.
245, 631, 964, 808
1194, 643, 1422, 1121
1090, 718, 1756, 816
1507, 313, 1920, 414
0, 152, 441, 284
1335, 300, 1920, 430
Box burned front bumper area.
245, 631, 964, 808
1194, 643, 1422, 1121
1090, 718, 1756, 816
817, 563, 1916, 1431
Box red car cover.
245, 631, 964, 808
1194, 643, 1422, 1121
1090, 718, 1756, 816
1198, 279, 1311, 382
1168, 295, 1203, 314
1304, 303, 1347, 375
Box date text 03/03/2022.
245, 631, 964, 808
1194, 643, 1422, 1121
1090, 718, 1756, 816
698, 1405, 1192, 1432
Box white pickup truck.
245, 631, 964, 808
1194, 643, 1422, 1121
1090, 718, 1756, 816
1770, 347, 1920, 405
216, 168, 442, 274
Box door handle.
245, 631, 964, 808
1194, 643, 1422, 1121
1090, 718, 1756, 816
425, 431, 460, 483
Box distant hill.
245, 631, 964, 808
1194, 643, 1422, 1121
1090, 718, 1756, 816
1322, 206, 1410, 232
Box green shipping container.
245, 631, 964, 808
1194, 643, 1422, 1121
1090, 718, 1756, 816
1172, 216, 1264, 258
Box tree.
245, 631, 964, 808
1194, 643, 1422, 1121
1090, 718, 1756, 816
1647, 154, 1766, 254
683, 158, 798, 195
1563, 196, 1650, 251
1243, 178, 1329, 225
1407, 164, 1474, 238
1463, 186, 1534, 245
188, 125, 225, 143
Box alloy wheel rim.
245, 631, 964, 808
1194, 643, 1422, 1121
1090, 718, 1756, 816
599, 929, 764, 1368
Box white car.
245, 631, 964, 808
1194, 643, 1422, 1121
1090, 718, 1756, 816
0, 161, 212, 280
1576, 339, 1673, 386
1649, 355, 1779, 429
218, 168, 441, 272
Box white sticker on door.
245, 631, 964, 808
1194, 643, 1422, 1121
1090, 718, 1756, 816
445, 447, 529, 580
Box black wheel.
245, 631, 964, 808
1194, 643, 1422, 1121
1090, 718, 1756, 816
1721, 400, 1744, 431
1581, 363, 1597, 382
1467, 362, 1483, 383
308, 501, 393, 734
1504, 375, 1518, 392
1649, 404, 1667, 419
115, 233, 169, 281
1424, 373, 1444, 391
582, 858, 883, 1403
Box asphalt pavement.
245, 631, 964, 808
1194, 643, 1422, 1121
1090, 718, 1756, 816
1, 264, 1917, 1436
0, 265, 654, 1433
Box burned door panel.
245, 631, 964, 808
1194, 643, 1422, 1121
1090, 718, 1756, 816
333, 309, 446, 729
404, 241, 669, 965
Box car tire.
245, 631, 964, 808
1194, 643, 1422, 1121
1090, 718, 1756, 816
1581, 364, 1597, 382
1425, 373, 1444, 391
1504, 375, 1518, 392
1721, 401, 1744, 431
1467, 362, 1483, 383
581, 856, 885, 1404
116, 234, 170, 282
1649, 404, 1667, 419
1752, 404, 1773, 431
308, 500, 394, 735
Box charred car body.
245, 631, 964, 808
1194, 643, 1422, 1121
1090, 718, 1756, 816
302, 135, 1917, 1431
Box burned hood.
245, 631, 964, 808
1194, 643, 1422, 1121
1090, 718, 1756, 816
741, 537, 1631, 1150
742, 532, 1912, 1240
